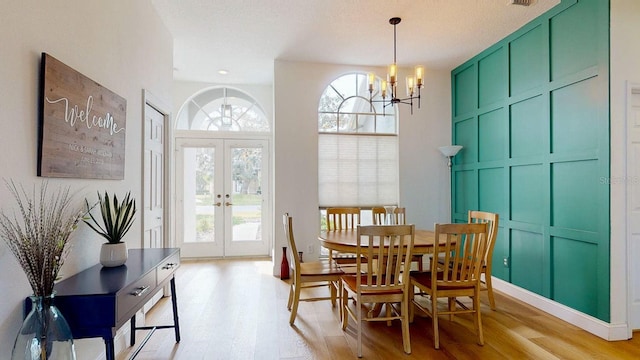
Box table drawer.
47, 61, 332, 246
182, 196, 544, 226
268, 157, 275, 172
116, 270, 156, 322
157, 253, 180, 285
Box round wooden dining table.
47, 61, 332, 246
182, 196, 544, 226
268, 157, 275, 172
318, 229, 443, 255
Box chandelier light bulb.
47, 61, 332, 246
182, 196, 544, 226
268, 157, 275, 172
388, 64, 397, 85
415, 66, 424, 87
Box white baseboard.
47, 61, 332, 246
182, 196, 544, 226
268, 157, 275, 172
492, 277, 630, 341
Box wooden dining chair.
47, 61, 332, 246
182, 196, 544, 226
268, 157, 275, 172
326, 207, 361, 264
372, 207, 423, 271
468, 210, 499, 310
432, 210, 500, 309
284, 213, 344, 325
341, 224, 415, 357
410, 222, 488, 349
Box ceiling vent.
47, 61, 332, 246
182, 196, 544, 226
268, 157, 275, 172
510, 0, 534, 5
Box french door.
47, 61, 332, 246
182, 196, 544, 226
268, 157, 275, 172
176, 138, 270, 258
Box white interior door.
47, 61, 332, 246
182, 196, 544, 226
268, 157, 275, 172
143, 102, 165, 249
628, 85, 640, 329
176, 138, 270, 258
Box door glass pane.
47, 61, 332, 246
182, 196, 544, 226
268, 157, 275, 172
183, 147, 216, 243
230, 146, 262, 242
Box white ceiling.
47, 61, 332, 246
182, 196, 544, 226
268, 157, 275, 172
150, 0, 560, 85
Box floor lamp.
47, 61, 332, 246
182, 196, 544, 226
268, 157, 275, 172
438, 145, 463, 220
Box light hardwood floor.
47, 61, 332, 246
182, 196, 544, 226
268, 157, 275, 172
118, 259, 640, 359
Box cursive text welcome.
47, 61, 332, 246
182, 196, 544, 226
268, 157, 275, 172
46, 95, 125, 135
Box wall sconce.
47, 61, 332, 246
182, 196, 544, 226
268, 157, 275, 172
438, 145, 463, 168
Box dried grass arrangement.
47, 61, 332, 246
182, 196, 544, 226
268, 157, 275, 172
0, 180, 85, 297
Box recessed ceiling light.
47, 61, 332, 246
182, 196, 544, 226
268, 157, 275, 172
218, 69, 229, 75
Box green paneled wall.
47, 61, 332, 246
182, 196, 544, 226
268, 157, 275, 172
450, 0, 610, 321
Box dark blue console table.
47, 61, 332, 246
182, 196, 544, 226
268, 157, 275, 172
50, 248, 181, 360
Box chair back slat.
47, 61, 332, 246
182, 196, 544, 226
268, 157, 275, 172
283, 213, 301, 274
468, 211, 499, 266
356, 224, 415, 292
432, 223, 488, 288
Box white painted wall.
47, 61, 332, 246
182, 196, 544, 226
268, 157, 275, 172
610, 0, 640, 337
0, 1, 173, 358
272, 59, 451, 273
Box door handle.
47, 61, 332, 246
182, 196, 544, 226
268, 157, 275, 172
225, 202, 233, 206
215, 202, 222, 207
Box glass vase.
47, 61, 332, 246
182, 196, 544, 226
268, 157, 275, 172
383, 205, 397, 225
12, 293, 76, 360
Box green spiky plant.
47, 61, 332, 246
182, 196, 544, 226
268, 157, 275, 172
84, 191, 136, 244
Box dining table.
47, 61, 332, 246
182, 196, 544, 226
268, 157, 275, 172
318, 228, 444, 256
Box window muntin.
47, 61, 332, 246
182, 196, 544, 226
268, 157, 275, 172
176, 87, 269, 132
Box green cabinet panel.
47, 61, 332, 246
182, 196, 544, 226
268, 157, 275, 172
454, 118, 476, 165
550, 0, 598, 81
454, 65, 477, 117
478, 47, 506, 107
551, 160, 599, 232
479, 167, 505, 214
511, 165, 544, 224
454, 170, 477, 214
553, 236, 598, 315
510, 25, 546, 96
551, 77, 600, 154
479, 108, 506, 162
511, 229, 545, 295
510, 95, 547, 158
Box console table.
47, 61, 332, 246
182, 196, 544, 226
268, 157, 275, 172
50, 248, 181, 360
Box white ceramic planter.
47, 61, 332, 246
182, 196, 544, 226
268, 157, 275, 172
100, 242, 128, 267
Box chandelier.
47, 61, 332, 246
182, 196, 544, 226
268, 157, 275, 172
368, 17, 424, 114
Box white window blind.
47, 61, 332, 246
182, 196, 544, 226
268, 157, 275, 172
318, 134, 398, 207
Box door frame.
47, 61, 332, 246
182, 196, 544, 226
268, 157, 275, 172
627, 82, 640, 333
142, 89, 173, 248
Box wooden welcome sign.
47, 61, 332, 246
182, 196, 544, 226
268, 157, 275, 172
38, 53, 127, 179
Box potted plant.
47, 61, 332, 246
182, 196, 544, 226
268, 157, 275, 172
84, 191, 136, 267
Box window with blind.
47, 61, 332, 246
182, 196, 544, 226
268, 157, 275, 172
318, 73, 399, 208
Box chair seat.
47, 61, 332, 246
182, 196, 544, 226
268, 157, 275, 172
337, 263, 368, 274
437, 257, 487, 272
411, 271, 477, 291
342, 275, 404, 295
300, 259, 344, 276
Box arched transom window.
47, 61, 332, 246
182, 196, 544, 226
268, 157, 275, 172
318, 73, 396, 134
176, 87, 270, 132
